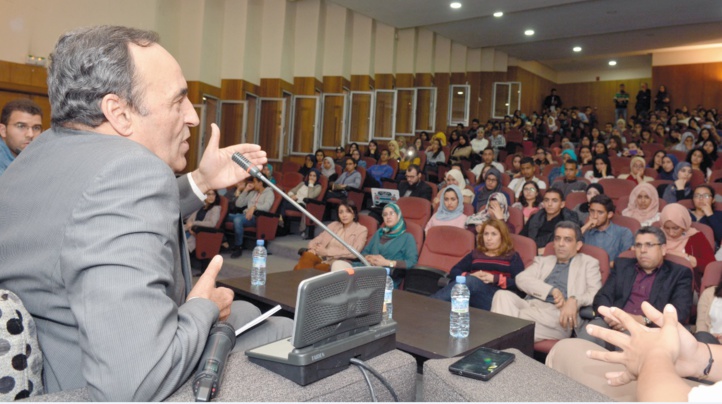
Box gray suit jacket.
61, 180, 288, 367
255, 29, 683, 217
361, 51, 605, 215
0, 127, 217, 401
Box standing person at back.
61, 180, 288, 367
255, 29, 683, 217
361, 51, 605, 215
614, 83, 629, 122
0, 26, 291, 401
0, 99, 43, 175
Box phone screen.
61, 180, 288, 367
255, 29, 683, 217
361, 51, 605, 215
448, 347, 515, 381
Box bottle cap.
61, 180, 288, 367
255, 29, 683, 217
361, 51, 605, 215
456, 276, 466, 284
386, 268, 390, 276
257, 239, 265, 246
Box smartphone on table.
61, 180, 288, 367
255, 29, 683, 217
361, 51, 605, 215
448, 347, 515, 381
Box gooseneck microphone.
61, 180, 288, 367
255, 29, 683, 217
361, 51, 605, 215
232, 152, 371, 266
193, 322, 236, 402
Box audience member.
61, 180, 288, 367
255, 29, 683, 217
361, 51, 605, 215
314, 149, 326, 167
508, 157, 547, 198
659, 203, 715, 292
492, 221, 602, 342
618, 156, 653, 184
661, 162, 693, 203
397, 144, 420, 178
506, 154, 522, 177
326, 157, 362, 200
689, 184, 722, 247
387, 139, 401, 160
425, 138, 446, 168
184, 189, 222, 253
364, 140, 380, 161
294, 201, 367, 272
581, 194, 634, 266
321, 156, 338, 182
614, 84, 629, 122
657, 153, 678, 180
674, 132, 696, 153
622, 182, 660, 226
551, 159, 587, 197
262, 163, 277, 184
431, 131, 447, 146
228, 177, 274, 258
470, 127, 488, 154
522, 188, 581, 254
585, 154, 614, 183
350, 148, 366, 169
398, 164, 432, 200
278, 168, 322, 237
0, 98, 43, 175
333, 146, 346, 165
431, 219, 523, 310
425, 185, 468, 233
467, 192, 511, 230
512, 181, 542, 223
687, 147, 712, 180
474, 167, 508, 211
547, 149, 578, 184
364, 149, 393, 188
655, 84, 670, 111
576, 226, 693, 348
449, 134, 473, 164
635, 82, 651, 118
471, 147, 504, 180
648, 150, 666, 173
490, 126, 507, 157
331, 203, 418, 272
695, 275, 722, 344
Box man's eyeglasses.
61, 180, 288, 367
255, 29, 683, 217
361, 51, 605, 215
694, 194, 713, 199
11, 123, 42, 133
633, 242, 663, 250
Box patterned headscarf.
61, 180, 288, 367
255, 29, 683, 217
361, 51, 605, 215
379, 203, 406, 239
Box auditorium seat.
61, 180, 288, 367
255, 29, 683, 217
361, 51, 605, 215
611, 215, 641, 236
701, 261, 722, 292
285, 175, 328, 236
357, 214, 378, 245
507, 206, 524, 235
597, 178, 635, 204
281, 160, 301, 174
193, 195, 229, 263
510, 233, 537, 268
397, 196, 432, 229
564, 191, 587, 210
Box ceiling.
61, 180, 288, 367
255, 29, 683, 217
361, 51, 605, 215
327, 0, 722, 72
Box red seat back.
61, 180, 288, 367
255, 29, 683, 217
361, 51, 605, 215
417, 226, 475, 273
510, 233, 537, 268
397, 197, 432, 229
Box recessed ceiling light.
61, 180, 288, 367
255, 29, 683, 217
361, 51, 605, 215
573, 46, 582, 52
609, 60, 617, 66
450, 2, 461, 9
493, 11, 503, 17
524, 29, 535, 36
457, 91, 464, 95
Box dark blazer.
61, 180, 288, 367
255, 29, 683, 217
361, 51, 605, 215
398, 180, 433, 201
521, 207, 581, 248
592, 257, 693, 323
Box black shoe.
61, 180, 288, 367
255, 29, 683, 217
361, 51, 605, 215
230, 247, 243, 258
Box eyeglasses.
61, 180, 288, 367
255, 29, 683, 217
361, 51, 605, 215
11, 123, 42, 133
382, 211, 397, 218
633, 242, 663, 250
522, 187, 537, 192
694, 194, 713, 199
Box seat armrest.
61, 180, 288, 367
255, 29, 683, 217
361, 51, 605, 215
192, 225, 223, 233
579, 306, 595, 320
304, 198, 325, 206
255, 210, 280, 218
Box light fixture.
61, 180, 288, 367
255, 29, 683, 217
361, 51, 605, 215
524, 29, 535, 36
457, 91, 464, 95
450, 2, 461, 9
493, 11, 503, 17
609, 60, 617, 66
573, 46, 582, 52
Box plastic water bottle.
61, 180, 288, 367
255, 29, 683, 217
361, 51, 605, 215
383, 268, 394, 320
251, 239, 267, 286
450, 276, 470, 338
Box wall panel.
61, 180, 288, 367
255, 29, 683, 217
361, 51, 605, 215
653, 62, 722, 112
557, 79, 651, 125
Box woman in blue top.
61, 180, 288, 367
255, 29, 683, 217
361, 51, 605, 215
331, 203, 418, 272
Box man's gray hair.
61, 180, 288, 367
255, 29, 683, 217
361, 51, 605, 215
636, 226, 667, 245
47, 25, 159, 128
555, 220, 582, 243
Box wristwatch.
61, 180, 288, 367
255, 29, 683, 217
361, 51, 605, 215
389, 260, 396, 268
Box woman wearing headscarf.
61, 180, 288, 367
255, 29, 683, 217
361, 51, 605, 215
261, 164, 277, 184
321, 156, 338, 182
431, 131, 448, 147
299, 154, 317, 177
622, 182, 660, 227
618, 156, 654, 185
547, 149, 578, 184
449, 134, 473, 164
660, 203, 715, 292
657, 154, 678, 181
673, 132, 696, 153
474, 167, 509, 212
430, 219, 523, 310
331, 203, 418, 272
433, 168, 466, 210
662, 162, 693, 203
425, 185, 468, 233
467, 192, 512, 231
572, 183, 604, 224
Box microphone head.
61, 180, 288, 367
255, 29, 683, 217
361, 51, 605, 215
232, 152, 262, 179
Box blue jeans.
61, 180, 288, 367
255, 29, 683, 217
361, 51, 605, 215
227, 213, 256, 247
430, 275, 500, 311
614, 108, 627, 122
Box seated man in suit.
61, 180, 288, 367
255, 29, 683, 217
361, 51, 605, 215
521, 188, 582, 255
576, 226, 693, 348
492, 221, 602, 342
398, 164, 432, 201
0, 25, 291, 401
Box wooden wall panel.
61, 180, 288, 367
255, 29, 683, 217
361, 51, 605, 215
0, 61, 48, 96
351, 75, 374, 91
374, 74, 395, 90
467, 71, 481, 125
435, 73, 450, 132
185, 81, 221, 173
323, 76, 349, 93
414, 73, 433, 87
260, 78, 293, 97
293, 77, 321, 96
396, 74, 414, 88
508, 67, 556, 117
221, 79, 259, 100
653, 62, 722, 112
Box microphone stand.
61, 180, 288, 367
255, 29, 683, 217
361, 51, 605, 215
232, 153, 371, 267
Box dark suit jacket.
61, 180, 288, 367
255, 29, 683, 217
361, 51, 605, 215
592, 257, 693, 323
398, 180, 433, 201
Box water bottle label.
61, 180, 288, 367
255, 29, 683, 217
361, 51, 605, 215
384, 290, 392, 303
253, 257, 266, 269
451, 299, 469, 313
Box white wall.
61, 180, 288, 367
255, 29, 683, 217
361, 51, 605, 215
653, 45, 722, 66
557, 66, 652, 84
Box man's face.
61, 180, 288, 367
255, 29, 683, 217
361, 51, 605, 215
471, 121, 479, 129
520, 162, 534, 179
405, 168, 420, 185
553, 228, 581, 263
380, 150, 389, 162
634, 233, 666, 270
482, 149, 494, 163
587, 202, 611, 229
127, 44, 199, 172
336, 149, 345, 159
564, 162, 577, 180
543, 192, 564, 216
0, 111, 42, 157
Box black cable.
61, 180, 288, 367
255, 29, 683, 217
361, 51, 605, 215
352, 362, 377, 402
349, 358, 399, 402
